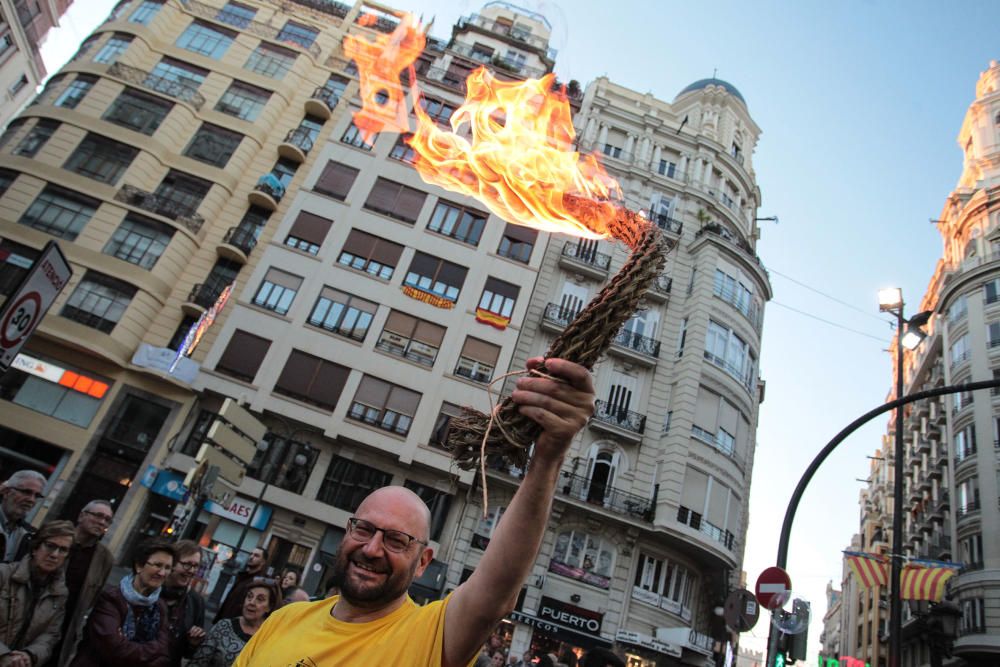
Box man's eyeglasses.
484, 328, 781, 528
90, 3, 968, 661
346, 518, 427, 553
82, 510, 112, 524
177, 560, 201, 571
9, 487, 44, 500
39, 541, 70, 555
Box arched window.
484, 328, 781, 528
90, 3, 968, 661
584, 446, 623, 504
549, 528, 616, 589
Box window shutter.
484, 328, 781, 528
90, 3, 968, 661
502, 222, 537, 244
437, 260, 467, 287
314, 160, 359, 200
394, 185, 426, 222
386, 386, 420, 415
680, 467, 708, 510
483, 277, 518, 299
693, 386, 719, 431
341, 229, 377, 258
460, 337, 500, 365
275, 349, 317, 397
707, 481, 729, 526
364, 178, 399, 213
263, 267, 302, 290
412, 320, 445, 346
408, 251, 437, 277
718, 398, 739, 436
383, 310, 417, 336
370, 237, 404, 266
354, 375, 390, 406
216, 330, 271, 380
288, 211, 332, 246
312, 360, 349, 409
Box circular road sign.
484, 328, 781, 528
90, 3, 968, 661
0, 292, 41, 350
755, 566, 792, 610
724, 588, 760, 632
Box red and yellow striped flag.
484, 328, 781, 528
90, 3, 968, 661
900, 563, 957, 601
844, 551, 888, 590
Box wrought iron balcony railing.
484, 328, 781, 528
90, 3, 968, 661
418, 66, 466, 93
222, 226, 258, 255
558, 472, 652, 521
611, 328, 660, 357
310, 86, 342, 111
956, 499, 980, 519
648, 208, 683, 234
183, 0, 321, 58
592, 399, 645, 434
254, 174, 285, 202
107, 62, 205, 109
954, 445, 977, 467
457, 13, 557, 59
542, 303, 578, 328
652, 274, 673, 294
115, 185, 204, 234
677, 505, 735, 550
283, 127, 315, 154
187, 281, 227, 309
273, 0, 349, 19
561, 241, 611, 271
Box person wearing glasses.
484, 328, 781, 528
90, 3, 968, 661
234, 357, 596, 667
162, 540, 207, 666
0, 520, 73, 667
70, 540, 176, 667
0, 470, 47, 563
52, 500, 116, 666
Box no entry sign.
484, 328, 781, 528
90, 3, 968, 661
0, 241, 72, 372
755, 566, 792, 610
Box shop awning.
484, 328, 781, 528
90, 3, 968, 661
614, 630, 682, 658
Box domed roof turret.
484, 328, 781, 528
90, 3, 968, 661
675, 78, 746, 105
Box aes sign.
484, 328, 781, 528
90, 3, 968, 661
538, 596, 603, 635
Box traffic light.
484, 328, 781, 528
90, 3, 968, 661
786, 600, 810, 663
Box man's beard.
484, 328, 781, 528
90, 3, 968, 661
329, 547, 417, 608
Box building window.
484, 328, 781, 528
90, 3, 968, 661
183, 123, 243, 167
73, 34, 101, 60
341, 120, 376, 151
429, 401, 462, 450
948, 294, 968, 322
317, 456, 392, 512
103, 214, 174, 269
153, 170, 212, 220
404, 252, 467, 303
497, 223, 536, 263
14, 119, 58, 157
176, 21, 235, 59
657, 159, 678, 178
244, 43, 297, 79
455, 337, 499, 383
418, 96, 455, 124
252, 267, 302, 315
549, 529, 615, 589
313, 160, 359, 200
0, 170, 13, 199
0, 353, 109, 427
307, 287, 377, 341
364, 178, 426, 223
987, 322, 1000, 348
0, 34, 14, 59
478, 277, 518, 319
248, 432, 315, 494
403, 480, 451, 541
632, 553, 694, 617
273, 349, 349, 411
2, 119, 28, 150
167, 315, 197, 351
93, 34, 132, 64
276, 21, 318, 49
19, 186, 98, 240
704, 320, 756, 390
103, 88, 173, 135
61, 272, 136, 333
954, 424, 976, 461
284, 210, 332, 254
33, 74, 68, 107
713, 268, 754, 320
149, 58, 207, 89
215, 329, 271, 382
128, 0, 163, 24
319, 74, 348, 105
215, 81, 270, 121
55, 75, 97, 108
63, 134, 139, 185
472, 506, 504, 549
985, 278, 1000, 304
215, 1, 256, 27
337, 229, 403, 280
376, 310, 444, 366
389, 135, 416, 164
949, 333, 970, 366
427, 200, 486, 245
0, 240, 38, 297
348, 375, 421, 435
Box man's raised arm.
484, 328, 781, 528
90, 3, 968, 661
442, 357, 595, 667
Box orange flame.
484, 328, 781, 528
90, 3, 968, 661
345, 13, 621, 239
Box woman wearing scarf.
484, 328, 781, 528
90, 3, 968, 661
189, 580, 279, 667
70, 540, 175, 667
0, 520, 73, 667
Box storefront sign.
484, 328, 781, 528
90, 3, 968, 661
614, 630, 682, 658
12, 353, 109, 398
538, 596, 603, 635
402, 285, 455, 309
508, 610, 612, 649
139, 466, 188, 502
203, 495, 271, 529
548, 560, 611, 589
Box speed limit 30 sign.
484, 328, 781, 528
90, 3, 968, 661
0, 241, 72, 372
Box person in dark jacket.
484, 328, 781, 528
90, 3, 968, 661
70, 540, 176, 667
162, 540, 205, 666
189, 581, 279, 667
0, 520, 73, 667
212, 545, 267, 622
0, 471, 47, 563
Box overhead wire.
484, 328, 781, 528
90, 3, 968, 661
768, 268, 896, 326
769, 301, 888, 343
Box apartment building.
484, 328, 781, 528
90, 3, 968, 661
848, 59, 1000, 667
0, 0, 74, 127
819, 580, 843, 664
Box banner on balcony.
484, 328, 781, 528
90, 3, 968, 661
475, 308, 510, 330
402, 285, 454, 309
170, 283, 233, 372
844, 550, 888, 590
900, 561, 958, 601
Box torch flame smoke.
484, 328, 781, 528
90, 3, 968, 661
343, 13, 621, 239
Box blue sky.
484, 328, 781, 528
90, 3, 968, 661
40, 0, 1000, 660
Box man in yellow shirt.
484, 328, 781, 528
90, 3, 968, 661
234, 357, 595, 667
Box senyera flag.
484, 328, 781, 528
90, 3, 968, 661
844, 550, 889, 590
900, 560, 959, 601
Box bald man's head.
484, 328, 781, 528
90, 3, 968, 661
356, 486, 431, 543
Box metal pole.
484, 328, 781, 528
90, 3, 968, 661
763, 377, 1000, 667
889, 307, 904, 667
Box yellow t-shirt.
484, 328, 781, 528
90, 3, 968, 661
233, 594, 471, 667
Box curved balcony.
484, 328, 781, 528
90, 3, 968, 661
955, 499, 980, 521
953, 445, 977, 469
115, 184, 204, 234
184, 0, 321, 59
589, 399, 645, 442
182, 281, 226, 316
218, 226, 258, 263
248, 174, 285, 211
677, 505, 736, 551
559, 241, 610, 280
646, 274, 672, 302
107, 62, 205, 110
558, 472, 652, 521
278, 127, 315, 162
305, 86, 340, 119
648, 208, 683, 237
540, 302, 576, 334
609, 328, 660, 367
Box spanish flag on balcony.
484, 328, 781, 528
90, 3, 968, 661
475, 308, 511, 330
844, 551, 888, 590
900, 560, 959, 601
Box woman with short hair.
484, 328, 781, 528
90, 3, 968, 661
0, 520, 74, 667
189, 581, 280, 667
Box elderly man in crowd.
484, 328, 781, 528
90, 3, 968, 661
0, 470, 47, 562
